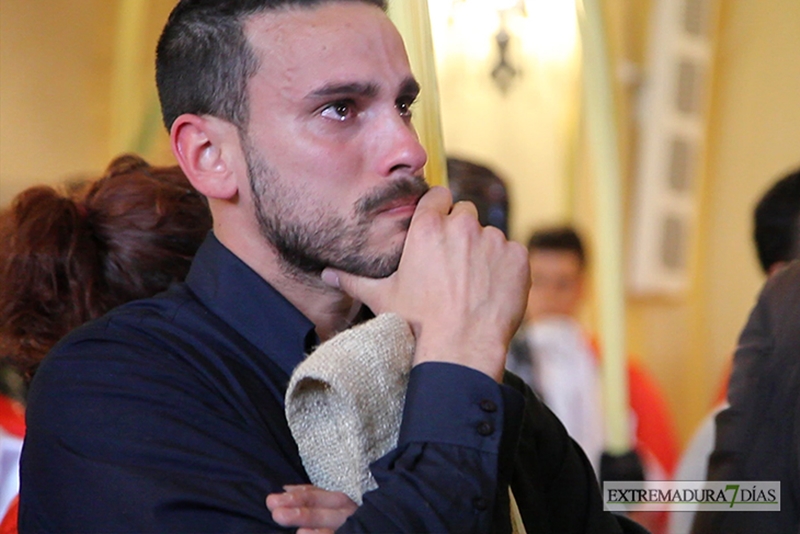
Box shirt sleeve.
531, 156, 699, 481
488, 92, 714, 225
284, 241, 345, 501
338, 362, 524, 533
344, 364, 634, 534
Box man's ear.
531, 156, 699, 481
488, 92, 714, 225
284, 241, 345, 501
170, 114, 241, 200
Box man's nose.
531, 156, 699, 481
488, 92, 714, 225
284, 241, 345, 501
372, 111, 428, 178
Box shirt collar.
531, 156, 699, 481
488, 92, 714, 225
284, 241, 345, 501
185, 233, 318, 378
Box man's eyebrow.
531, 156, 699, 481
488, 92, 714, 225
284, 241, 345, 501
399, 77, 421, 98
307, 82, 380, 99
305, 77, 420, 100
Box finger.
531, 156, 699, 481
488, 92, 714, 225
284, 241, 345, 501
266, 492, 286, 512
449, 199, 479, 219
413, 186, 452, 217
270, 504, 355, 529
320, 268, 341, 289
281, 485, 357, 508
321, 267, 387, 309
283, 484, 316, 493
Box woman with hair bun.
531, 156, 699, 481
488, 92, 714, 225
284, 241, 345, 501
0, 154, 211, 531
0, 154, 212, 383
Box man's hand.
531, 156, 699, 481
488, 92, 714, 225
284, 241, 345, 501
322, 186, 530, 382
266, 485, 357, 533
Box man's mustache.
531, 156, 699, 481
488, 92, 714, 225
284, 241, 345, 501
355, 176, 429, 216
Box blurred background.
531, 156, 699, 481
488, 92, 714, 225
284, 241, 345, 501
1, 0, 799, 446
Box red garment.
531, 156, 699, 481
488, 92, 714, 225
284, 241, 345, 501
0, 496, 17, 534
0, 398, 24, 439
627, 360, 679, 477
713, 357, 731, 406
0, 396, 24, 534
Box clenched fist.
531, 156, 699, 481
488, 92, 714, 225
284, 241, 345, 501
322, 186, 530, 382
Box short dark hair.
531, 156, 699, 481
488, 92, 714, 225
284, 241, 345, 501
527, 225, 586, 269
753, 167, 800, 273
446, 157, 510, 237
156, 0, 387, 132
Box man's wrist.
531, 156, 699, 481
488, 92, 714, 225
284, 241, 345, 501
413, 335, 508, 382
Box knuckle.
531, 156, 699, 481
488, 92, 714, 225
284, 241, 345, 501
482, 225, 506, 243
450, 209, 481, 230
453, 199, 478, 213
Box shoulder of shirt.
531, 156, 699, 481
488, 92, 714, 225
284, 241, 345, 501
51, 282, 211, 355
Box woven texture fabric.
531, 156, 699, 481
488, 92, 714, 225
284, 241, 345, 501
285, 313, 414, 504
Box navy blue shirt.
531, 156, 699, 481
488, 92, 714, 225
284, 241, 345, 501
19, 234, 631, 533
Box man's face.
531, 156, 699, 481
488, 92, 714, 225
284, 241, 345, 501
525, 249, 584, 323
241, 2, 428, 278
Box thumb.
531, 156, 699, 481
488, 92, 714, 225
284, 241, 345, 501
321, 268, 388, 310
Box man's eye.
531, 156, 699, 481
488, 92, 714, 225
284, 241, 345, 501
397, 97, 416, 118
320, 101, 353, 121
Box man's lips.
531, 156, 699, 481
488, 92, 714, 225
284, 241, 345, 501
374, 195, 421, 216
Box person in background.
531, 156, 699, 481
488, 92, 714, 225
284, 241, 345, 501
507, 226, 678, 481
507, 226, 679, 534
446, 156, 510, 237
687, 166, 800, 534
753, 166, 800, 277
0, 154, 211, 382
0, 153, 212, 530
691, 261, 800, 533
506, 227, 605, 472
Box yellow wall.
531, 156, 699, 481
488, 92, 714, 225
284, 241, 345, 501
1, 0, 799, 445
0, 0, 114, 202
0, 0, 173, 206
634, 0, 800, 442
700, 0, 800, 413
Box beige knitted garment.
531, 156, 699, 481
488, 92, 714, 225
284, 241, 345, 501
285, 313, 526, 533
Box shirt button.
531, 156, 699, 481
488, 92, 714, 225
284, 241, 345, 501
477, 421, 494, 436
473, 497, 489, 511
479, 399, 498, 413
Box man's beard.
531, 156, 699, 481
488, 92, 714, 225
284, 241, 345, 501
245, 143, 428, 279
